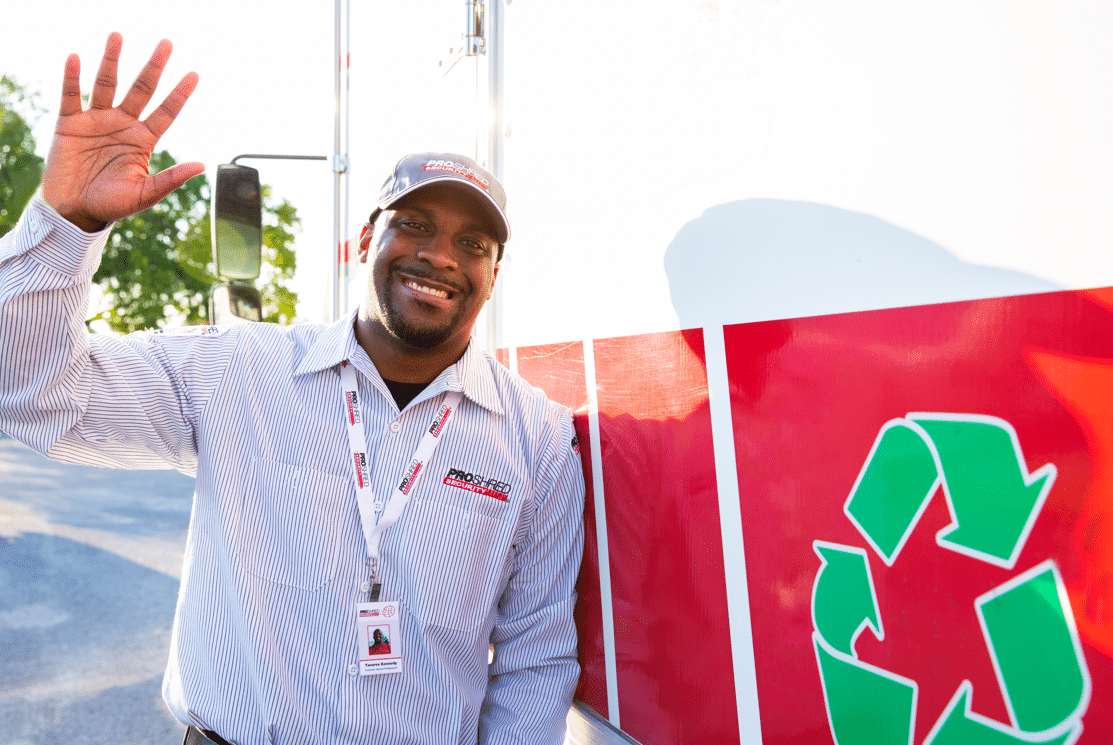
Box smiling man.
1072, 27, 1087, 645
0, 34, 584, 745
357, 164, 506, 385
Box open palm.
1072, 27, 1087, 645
41, 33, 204, 232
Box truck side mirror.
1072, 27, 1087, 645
209, 281, 264, 324
212, 163, 262, 280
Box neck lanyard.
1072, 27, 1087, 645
339, 360, 463, 599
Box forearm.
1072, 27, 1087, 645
1, 197, 214, 472
0, 197, 111, 454
481, 603, 580, 744
480, 414, 586, 744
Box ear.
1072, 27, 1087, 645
486, 263, 500, 300
358, 223, 374, 264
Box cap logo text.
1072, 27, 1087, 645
423, 160, 490, 191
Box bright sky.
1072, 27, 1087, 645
2, 0, 479, 324
6, 2, 1113, 347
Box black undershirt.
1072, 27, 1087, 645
383, 378, 429, 410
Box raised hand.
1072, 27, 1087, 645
41, 32, 204, 232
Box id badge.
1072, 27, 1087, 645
356, 601, 403, 675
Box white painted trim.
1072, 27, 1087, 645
704, 324, 764, 744
582, 338, 621, 729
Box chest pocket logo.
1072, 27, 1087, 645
442, 467, 512, 502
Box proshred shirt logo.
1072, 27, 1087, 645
399, 459, 422, 495
346, 390, 361, 425
443, 468, 511, 502
428, 404, 452, 437
353, 452, 369, 489
423, 160, 490, 191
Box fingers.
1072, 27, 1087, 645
139, 161, 207, 212
58, 53, 83, 116
89, 32, 123, 110
119, 38, 173, 119
61, 34, 193, 128
144, 70, 199, 140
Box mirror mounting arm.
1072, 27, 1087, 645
229, 154, 329, 165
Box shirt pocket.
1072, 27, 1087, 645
389, 498, 512, 632
232, 457, 349, 591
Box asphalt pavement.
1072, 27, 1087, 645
0, 433, 195, 745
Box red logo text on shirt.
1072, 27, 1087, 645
443, 468, 511, 502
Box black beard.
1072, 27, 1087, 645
380, 294, 469, 350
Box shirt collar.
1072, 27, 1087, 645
443, 339, 504, 416
293, 308, 360, 377
293, 308, 504, 416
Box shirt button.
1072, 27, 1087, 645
360, 580, 371, 593
373, 500, 384, 512
348, 664, 359, 677
389, 421, 402, 433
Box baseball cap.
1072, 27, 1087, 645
372, 152, 510, 243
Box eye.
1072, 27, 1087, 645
400, 219, 429, 233
459, 236, 493, 256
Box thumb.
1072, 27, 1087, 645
140, 161, 206, 211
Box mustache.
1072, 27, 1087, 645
392, 265, 467, 295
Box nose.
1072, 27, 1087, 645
415, 232, 459, 270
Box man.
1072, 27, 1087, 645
370, 629, 391, 656
0, 33, 584, 745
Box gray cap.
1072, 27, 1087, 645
374, 152, 510, 243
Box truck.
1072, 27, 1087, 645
215, 2, 1113, 743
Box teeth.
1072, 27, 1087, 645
405, 280, 449, 299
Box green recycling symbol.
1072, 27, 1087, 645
812, 413, 1091, 745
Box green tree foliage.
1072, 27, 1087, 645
0, 77, 301, 332
0, 76, 45, 238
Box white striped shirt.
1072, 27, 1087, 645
0, 198, 585, 744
